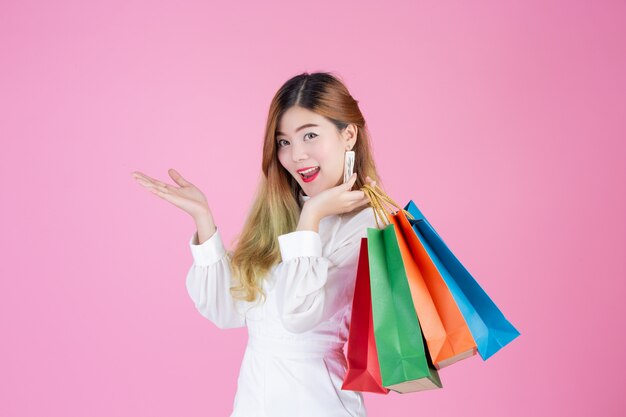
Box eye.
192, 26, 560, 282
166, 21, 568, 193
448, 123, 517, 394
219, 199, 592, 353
277, 139, 289, 147
304, 132, 318, 140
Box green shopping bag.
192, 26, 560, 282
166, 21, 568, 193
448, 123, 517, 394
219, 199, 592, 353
367, 225, 443, 393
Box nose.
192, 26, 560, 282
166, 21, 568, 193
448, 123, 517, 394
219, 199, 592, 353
291, 141, 308, 163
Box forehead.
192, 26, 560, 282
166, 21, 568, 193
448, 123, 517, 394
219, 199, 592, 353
276, 107, 330, 135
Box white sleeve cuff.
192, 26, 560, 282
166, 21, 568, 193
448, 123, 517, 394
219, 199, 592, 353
277, 230, 322, 262
189, 227, 226, 266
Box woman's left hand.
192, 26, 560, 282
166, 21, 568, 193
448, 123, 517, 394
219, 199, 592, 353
303, 173, 376, 222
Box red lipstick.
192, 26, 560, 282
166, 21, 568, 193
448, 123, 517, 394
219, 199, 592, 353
297, 166, 320, 183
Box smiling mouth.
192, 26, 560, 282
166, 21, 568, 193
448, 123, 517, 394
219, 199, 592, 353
299, 166, 320, 179
298, 167, 320, 178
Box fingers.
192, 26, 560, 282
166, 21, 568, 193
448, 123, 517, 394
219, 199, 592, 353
134, 176, 154, 189
143, 180, 171, 195
356, 192, 370, 206
345, 189, 370, 210
132, 171, 178, 193
343, 174, 375, 207
132, 172, 174, 195
364, 175, 377, 188
348, 190, 366, 201
132, 171, 170, 189
147, 185, 178, 204
344, 173, 377, 191
168, 168, 191, 187
343, 193, 370, 213
131, 171, 148, 184
343, 172, 358, 189
132, 170, 188, 209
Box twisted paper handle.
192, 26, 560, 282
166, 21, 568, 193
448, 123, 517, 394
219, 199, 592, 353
360, 183, 414, 229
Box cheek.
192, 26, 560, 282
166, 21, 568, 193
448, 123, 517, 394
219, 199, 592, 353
315, 145, 337, 166
276, 151, 289, 169
319, 147, 343, 170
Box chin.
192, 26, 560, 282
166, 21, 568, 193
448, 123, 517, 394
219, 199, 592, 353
296, 172, 339, 196
300, 185, 314, 195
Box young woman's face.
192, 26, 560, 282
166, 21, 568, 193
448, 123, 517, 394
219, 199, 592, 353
276, 106, 356, 197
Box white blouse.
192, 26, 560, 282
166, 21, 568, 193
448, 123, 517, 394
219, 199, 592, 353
186, 194, 379, 417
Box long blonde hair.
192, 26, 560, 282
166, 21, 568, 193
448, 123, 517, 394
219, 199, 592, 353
229, 71, 383, 303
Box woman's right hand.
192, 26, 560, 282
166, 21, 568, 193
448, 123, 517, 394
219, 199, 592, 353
131, 168, 211, 221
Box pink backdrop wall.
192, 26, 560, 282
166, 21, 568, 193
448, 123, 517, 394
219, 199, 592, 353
2, 0, 625, 416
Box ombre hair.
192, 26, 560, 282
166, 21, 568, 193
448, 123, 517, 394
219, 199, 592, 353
229, 71, 382, 303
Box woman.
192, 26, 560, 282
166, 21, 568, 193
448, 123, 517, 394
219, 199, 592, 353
132, 72, 383, 416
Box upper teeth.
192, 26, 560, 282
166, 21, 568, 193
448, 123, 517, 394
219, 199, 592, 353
300, 167, 318, 175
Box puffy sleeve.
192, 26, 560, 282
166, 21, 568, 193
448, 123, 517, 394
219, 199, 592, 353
273, 209, 375, 333
185, 227, 247, 329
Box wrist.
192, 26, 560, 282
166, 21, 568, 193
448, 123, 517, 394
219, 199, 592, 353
297, 205, 321, 232
193, 207, 213, 224
194, 212, 217, 244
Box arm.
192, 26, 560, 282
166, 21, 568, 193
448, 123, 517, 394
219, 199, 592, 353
185, 223, 247, 330
273, 208, 375, 333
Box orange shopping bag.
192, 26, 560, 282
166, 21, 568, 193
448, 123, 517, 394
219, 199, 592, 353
388, 210, 477, 369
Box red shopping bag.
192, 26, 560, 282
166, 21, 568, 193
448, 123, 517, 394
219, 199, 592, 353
342, 238, 390, 394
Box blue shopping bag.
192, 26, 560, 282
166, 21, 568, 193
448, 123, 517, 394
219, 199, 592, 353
404, 200, 520, 360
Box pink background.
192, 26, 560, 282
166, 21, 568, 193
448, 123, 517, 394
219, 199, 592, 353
1, 0, 625, 416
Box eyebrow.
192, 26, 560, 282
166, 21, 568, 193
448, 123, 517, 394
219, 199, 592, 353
275, 123, 319, 136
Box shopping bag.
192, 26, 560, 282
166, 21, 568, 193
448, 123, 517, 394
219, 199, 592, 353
342, 238, 390, 394
367, 225, 442, 393
404, 200, 521, 360
389, 210, 478, 369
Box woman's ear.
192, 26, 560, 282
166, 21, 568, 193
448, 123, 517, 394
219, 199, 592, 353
343, 123, 358, 150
